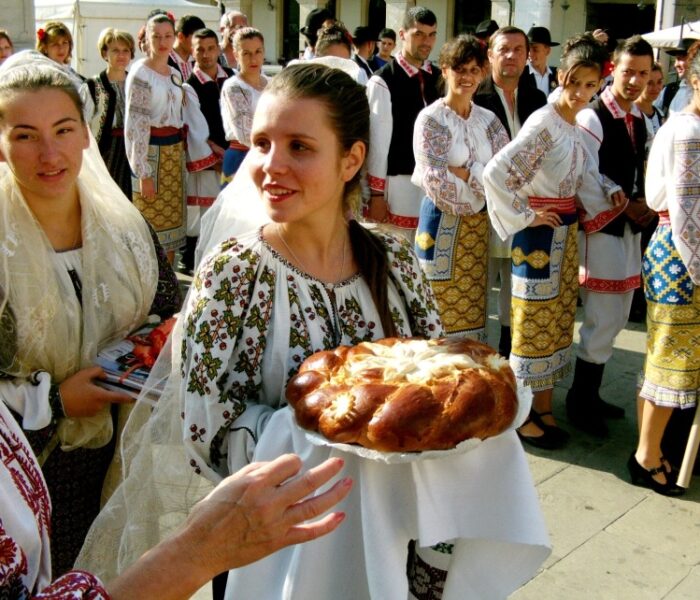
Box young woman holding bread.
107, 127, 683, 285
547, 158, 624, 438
89, 63, 550, 599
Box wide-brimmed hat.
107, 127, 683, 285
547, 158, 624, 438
352, 26, 376, 46
475, 20, 499, 39
665, 38, 695, 57
527, 26, 559, 47
300, 8, 333, 38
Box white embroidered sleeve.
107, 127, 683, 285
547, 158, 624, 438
125, 77, 154, 179
183, 84, 217, 173
484, 119, 554, 239
411, 113, 482, 215
366, 75, 392, 194
221, 83, 253, 146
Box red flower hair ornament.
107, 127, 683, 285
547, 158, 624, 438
37, 28, 46, 41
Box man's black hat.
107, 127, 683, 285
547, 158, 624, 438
527, 26, 559, 47
475, 20, 499, 39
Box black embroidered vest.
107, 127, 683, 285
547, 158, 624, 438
375, 60, 441, 176
590, 98, 647, 236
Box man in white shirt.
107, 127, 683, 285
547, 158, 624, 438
365, 6, 440, 242
520, 26, 559, 97
655, 39, 694, 118
568, 35, 656, 437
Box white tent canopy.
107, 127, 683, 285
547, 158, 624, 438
642, 20, 700, 48
35, 0, 220, 76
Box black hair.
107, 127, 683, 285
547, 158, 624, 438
559, 33, 609, 86
402, 7, 437, 30
379, 28, 396, 42
192, 28, 219, 43
612, 35, 654, 65
176, 15, 206, 37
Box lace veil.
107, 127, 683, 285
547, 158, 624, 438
77, 152, 271, 580
0, 52, 158, 449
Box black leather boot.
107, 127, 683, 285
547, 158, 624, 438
498, 326, 511, 359
566, 358, 608, 438
179, 235, 197, 275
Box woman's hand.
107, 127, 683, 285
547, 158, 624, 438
140, 177, 156, 199
624, 197, 655, 227
59, 366, 133, 417
610, 189, 627, 208
529, 209, 562, 228
107, 455, 353, 600
447, 165, 470, 182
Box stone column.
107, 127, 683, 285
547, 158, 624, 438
0, 0, 35, 51
385, 0, 415, 54
491, 1, 512, 27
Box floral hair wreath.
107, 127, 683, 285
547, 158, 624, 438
166, 11, 175, 23
37, 28, 46, 41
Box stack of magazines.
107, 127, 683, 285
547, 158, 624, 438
95, 319, 169, 400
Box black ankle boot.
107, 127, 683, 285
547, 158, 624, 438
179, 235, 198, 274
498, 326, 511, 358
566, 359, 608, 438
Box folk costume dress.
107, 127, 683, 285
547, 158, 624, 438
0, 400, 109, 598
83, 70, 132, 198
484, 103, 625, 391
412, 100, 509, 340
125, 60, 189, 253
640, 112, 700, 408
0, 160, 180, 577
179, 222, 550, 600
220, 73, 268, 185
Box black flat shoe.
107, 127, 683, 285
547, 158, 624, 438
531, 410, 570, 444
566, 397, 608, 438
517, 412, 568, 450
627, 453, 685, 497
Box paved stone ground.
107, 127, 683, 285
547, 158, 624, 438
179, 270, 700, 599
489, 308, 700, 600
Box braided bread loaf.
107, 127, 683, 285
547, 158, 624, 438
285, 337, 518, 452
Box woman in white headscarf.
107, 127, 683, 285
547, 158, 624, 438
0, 51, 180, 575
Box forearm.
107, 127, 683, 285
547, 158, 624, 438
106, 529, 212, 600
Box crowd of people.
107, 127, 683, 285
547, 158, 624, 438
0, 3, 698, 599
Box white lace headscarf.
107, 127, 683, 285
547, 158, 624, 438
0, 52, 158, 448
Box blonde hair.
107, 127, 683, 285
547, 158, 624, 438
97, 28, 135, 60
36, 21, 73, 61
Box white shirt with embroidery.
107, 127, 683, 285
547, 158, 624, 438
484, 103, 622, 240
220, 74, 269, 146
412, 100, 509, 216
125, 59, 185, 179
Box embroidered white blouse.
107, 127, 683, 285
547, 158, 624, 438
220, 74, 269, 146
412, 100, 509, 216
181, 227, 443, 480
484, 103, 623, 240
125, 59, 186, 179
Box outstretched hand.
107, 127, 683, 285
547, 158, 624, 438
184, 454, 352, 573
108, 454, 352, 600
